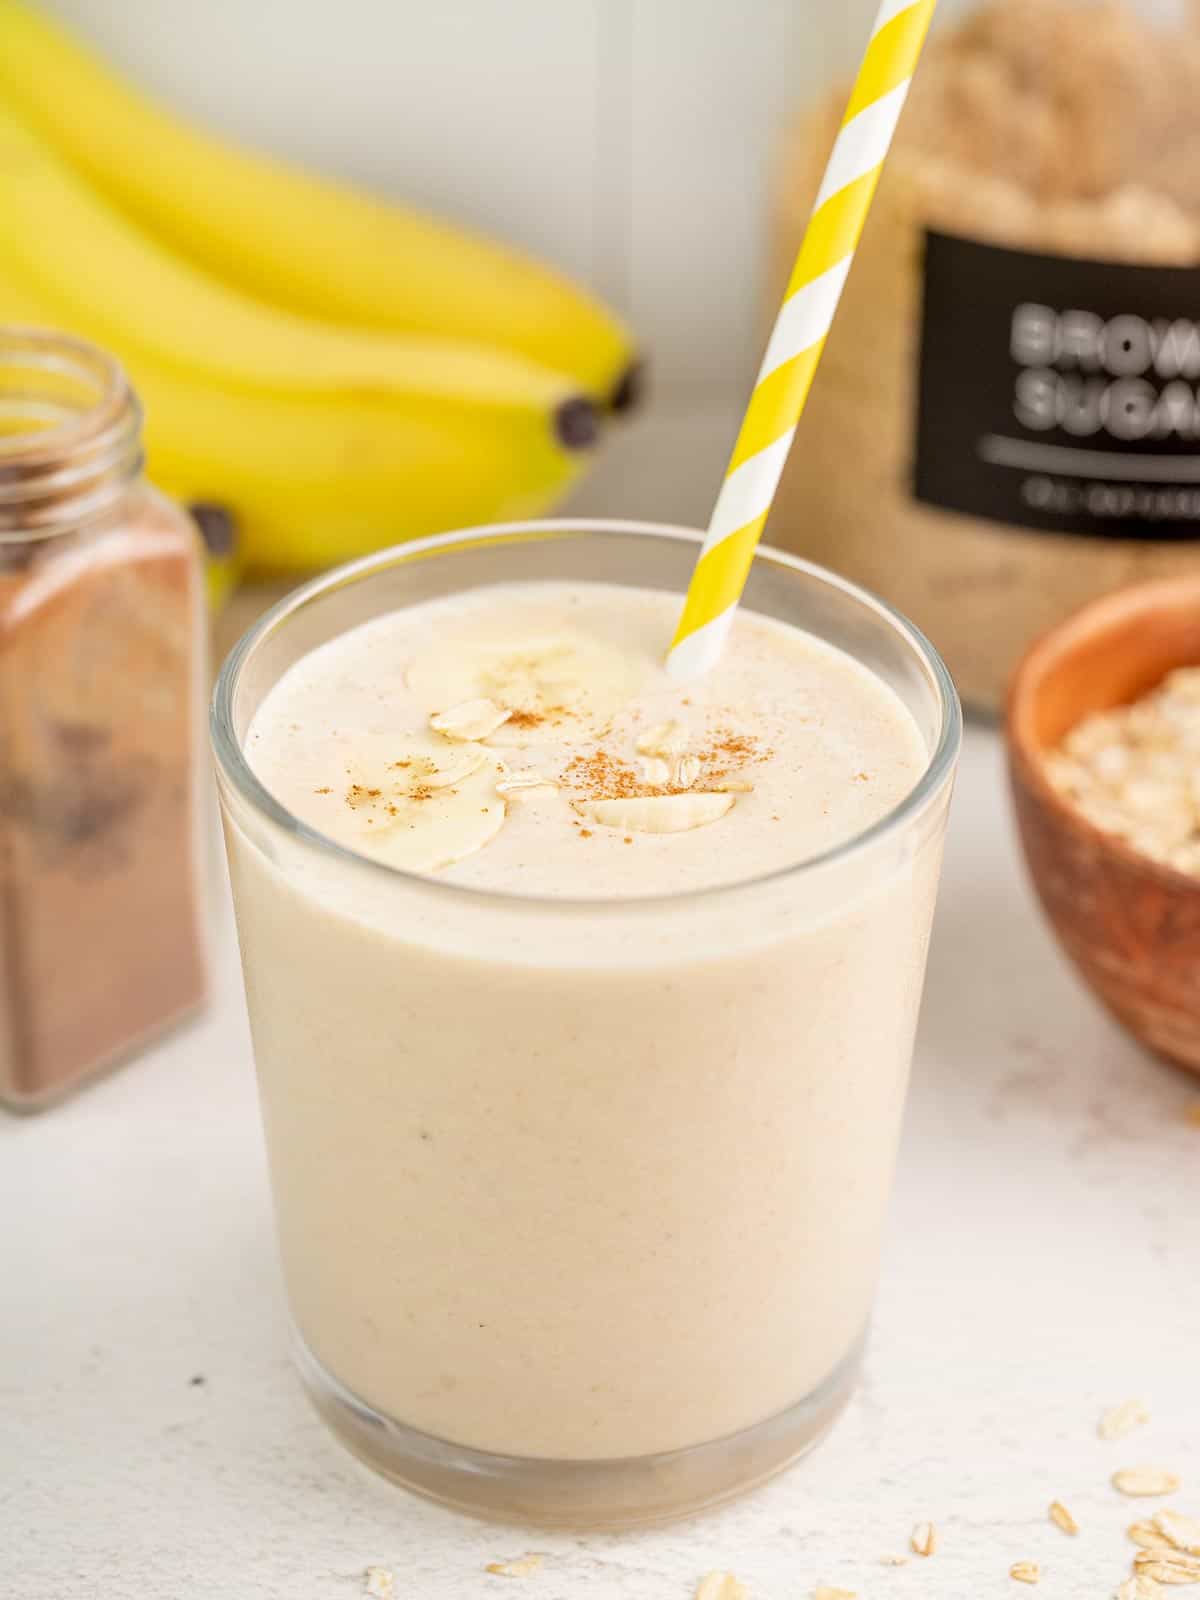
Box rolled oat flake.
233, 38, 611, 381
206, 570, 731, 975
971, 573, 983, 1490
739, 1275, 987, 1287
775, 0, 1200, 711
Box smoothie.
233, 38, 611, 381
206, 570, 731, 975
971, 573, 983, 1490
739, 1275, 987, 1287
246, 581, 927, 897
216, 532, 956, 1524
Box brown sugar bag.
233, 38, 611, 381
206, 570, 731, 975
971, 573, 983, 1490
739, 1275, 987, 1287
772, 0, 1200, 712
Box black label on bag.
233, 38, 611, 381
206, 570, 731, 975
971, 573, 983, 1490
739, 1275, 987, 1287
915, 230, 1200, 541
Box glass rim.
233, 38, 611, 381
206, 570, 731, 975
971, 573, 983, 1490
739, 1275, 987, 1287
210, 518, 962, 911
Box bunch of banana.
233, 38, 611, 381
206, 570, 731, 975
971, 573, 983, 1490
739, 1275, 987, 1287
0, 0, 638, 572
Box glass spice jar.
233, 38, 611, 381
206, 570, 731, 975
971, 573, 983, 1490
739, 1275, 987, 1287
0, 327, 208, 1110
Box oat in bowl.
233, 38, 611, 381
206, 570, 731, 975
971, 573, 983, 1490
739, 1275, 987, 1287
1046, 669, 1200, 878
1006, 576, 1200, 1075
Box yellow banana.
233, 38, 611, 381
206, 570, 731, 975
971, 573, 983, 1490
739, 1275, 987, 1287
0, 94, 599, 445
0, 0, 637, 404
0, 267, 592, 573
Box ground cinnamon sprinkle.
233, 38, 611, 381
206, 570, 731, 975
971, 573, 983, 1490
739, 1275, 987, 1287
561, 727, 771, 803
562, 748, 643, 799
346, 781, 436, 809
506, 709, 543, 729
712, 733, 756, 760
697, 730, 771, 785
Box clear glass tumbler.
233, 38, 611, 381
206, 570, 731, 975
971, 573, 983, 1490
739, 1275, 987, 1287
211, 520, 960, 1528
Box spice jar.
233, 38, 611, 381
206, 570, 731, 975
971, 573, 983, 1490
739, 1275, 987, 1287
773, 0, 1200, 713
0, 327, 207, 1110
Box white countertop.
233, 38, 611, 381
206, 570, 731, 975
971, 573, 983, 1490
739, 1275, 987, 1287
3, 725, 1198, 1600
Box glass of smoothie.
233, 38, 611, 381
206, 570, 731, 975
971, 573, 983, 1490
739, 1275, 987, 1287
212, 519, 960, 1527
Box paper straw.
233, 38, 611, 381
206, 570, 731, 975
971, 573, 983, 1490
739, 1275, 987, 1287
667, 0, 936, 678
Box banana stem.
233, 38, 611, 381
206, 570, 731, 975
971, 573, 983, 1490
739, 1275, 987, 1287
609, 359, 645, 416
553, 397, 600, 452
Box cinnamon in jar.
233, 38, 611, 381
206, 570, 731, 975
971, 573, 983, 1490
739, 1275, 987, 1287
0, 327, 208, 1110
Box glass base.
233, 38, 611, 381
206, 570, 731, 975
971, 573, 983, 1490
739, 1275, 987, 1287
295, 1330, 864, 1530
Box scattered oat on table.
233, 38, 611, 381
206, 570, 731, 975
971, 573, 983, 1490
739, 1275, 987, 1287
485, 1553, 544, 1578
880, 1554, 909, 1566
1115, 1468, 1183, 1498
1157, 1511, 1200, 1556
1050, 1499, 1080, 1535
363, 1568, 394, 1600
1134, 1547, 1200, 1584
911, 1520, 939, 1557
1010, 1560, 1041, 1585
695, 1575, 749, 1600
1131, 1520, 1178, 1552
1118, 1577, 1166, 1600
1101, 1401, 1152, 1441
814, 1587, 857, 1600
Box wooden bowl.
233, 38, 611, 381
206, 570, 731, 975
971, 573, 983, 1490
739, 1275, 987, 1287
1006, 576, 1200, 1076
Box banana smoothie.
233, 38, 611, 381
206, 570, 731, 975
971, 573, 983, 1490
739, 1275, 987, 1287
216, 528, 958, 1524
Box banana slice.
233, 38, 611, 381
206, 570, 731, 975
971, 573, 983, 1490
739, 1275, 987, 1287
343, 733, 487, 803
429, 697, 511, 741
579, 792, 735, 834
322, 732, 506, 871
407, 629, 647, 747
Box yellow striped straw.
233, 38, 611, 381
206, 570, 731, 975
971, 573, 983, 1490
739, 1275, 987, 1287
667, 0, 936, 677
